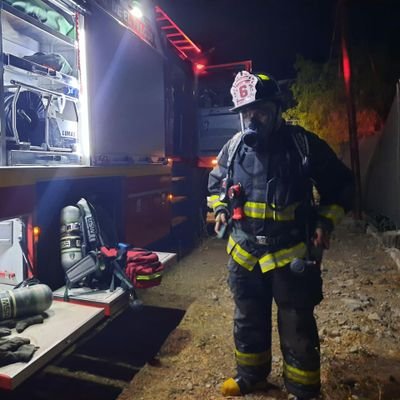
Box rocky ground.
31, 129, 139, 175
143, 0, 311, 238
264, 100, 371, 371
117, 219, 400, 400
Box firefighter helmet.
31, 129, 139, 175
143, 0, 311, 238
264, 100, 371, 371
230, 71, 282, 112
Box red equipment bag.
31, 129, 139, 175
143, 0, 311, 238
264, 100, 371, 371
126, 249, 164, 288
100, 247, 164, 289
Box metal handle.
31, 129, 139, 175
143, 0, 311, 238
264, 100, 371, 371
10, 80, 77, 103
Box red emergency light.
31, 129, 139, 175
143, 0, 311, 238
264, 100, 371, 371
195, 63, 206, 71
342, 43, 351, 87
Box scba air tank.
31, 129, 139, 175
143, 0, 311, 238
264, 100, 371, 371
60, 205, 83, 271
0, 284, 53, 320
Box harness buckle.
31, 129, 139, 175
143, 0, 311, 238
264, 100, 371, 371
255, 235, 269, 245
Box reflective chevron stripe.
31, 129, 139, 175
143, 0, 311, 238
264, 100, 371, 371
208, 194, 228, 211
244, 202, 266, 218
243, 201, 298, 221
227, 236, 306, 273
318, 204, 344, 226
227, 236, 257, 271
235, 349, 272, 367
283, 361, 320, 385
259, 242, 307, 273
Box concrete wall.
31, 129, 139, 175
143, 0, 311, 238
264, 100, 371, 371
364, 81, 400, 226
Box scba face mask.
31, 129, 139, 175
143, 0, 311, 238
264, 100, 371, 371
240, 102, 282, 148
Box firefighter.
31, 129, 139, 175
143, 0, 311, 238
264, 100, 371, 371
208, 71, 354, 399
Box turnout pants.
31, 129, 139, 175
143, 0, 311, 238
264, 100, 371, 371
227, 258, 323, 399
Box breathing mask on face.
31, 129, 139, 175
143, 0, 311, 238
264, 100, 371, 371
240, 102, 282, 149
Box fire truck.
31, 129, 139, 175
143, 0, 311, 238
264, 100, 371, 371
0, 0, 212, 389
0, 0, 206, 284
196, 60, 252, 169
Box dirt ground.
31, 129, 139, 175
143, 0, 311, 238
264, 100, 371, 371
117, 219, 400, 400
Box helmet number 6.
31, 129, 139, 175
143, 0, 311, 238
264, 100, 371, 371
239, 85, 248, 98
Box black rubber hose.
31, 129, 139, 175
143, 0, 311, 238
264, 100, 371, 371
4, 91, 45, 146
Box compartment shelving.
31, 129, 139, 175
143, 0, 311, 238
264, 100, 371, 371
1, 0, 83, 165
3, 53, 79, 92
2, 2, 75, 47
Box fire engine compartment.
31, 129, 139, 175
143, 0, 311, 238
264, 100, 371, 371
0, 0, 170, 167
0, 0, 188, 390
1, 0, 83, 166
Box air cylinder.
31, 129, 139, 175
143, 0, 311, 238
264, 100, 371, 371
60, 205, 83, 271
0, 284, 53, 320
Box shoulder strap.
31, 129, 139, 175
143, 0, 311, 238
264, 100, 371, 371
291, 128, 315, 260
291, 128, 309, 165
226, 131, 243, 177
76, 198, 105, 253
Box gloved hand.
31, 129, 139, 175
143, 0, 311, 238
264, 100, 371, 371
0, 337, 38, 367
215, 211, 228, 236
0, 337, 30, 351
16, 314, 45, 333
312, 227, 330, 249
13, 343, 38, 361
0, 319, 16, 329
0, 313, 47, 334
0, 328, 11, 338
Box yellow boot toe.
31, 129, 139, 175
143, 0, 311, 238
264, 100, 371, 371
221, 377, 242, 396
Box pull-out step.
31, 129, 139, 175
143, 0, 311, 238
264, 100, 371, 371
53, 287, 128, 317
0, 301, 103, 390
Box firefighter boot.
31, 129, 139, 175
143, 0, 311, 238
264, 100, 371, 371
221, 376, 269, 396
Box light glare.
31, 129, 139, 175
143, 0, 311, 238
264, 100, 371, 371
130, 5, 143, 19
78, 22, 91, 164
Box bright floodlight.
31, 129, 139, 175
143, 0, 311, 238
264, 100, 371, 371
130, 5, 143, 19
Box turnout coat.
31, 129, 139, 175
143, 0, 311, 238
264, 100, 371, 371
208, 123, 354, 273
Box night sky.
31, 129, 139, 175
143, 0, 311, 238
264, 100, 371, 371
156, 0, 400, 80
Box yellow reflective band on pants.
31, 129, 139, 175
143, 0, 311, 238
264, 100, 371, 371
259, 242, 307, 273
243, 201, 298, 221
318, 204, 344, 226
235, 349, 271, 367
227, 236, 307, 273
227, 236, 258, 271
283, 361, 320, 385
